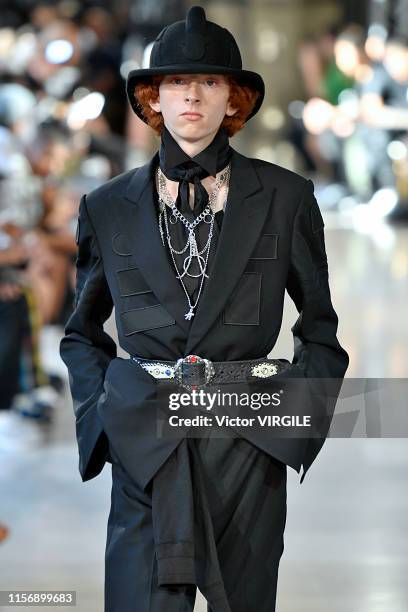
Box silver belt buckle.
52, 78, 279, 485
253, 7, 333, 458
174, 354, 215, 391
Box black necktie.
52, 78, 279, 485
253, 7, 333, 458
164, 161, 210, 219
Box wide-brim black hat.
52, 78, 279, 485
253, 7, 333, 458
126, 5, 265, 124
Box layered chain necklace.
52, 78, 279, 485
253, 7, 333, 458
156, 163, 231, 320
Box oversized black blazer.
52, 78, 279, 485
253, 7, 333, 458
60, 147, 349, 490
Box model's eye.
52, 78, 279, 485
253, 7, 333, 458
206, 79, 217, 86
172, 77, 185, 85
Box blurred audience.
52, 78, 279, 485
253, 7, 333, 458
292, 21, 408, 212
0, 2, 133, 420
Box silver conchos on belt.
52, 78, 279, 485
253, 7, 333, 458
136, 361, 175, 378
250, 362, 279, 378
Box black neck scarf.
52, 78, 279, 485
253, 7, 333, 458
158, 125, 231, 220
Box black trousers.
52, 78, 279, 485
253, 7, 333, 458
105, 431, 287, 612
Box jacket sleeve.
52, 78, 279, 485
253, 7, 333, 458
286, 179, 349, 482
60, 194, 117, 482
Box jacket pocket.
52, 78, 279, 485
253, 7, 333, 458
117, 266, 151, 297
249, 233, 279, 260
121, 304, 176, 335
222, 272, 262, 326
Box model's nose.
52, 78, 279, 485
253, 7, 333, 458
185, 81, 200, 103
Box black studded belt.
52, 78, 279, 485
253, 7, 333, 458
131, 354, 291, 391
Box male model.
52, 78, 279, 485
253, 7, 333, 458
60, 6, 349, 611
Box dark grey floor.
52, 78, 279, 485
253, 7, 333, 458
1, 217, 407, 611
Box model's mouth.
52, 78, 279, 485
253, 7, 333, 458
181, 112, 203, 118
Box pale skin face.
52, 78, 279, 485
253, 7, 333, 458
148, 73, 237, 157
149, 73, 237, 209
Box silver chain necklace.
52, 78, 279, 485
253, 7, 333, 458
156, 163, 231, 320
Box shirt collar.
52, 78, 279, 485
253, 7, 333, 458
161, 126, 222, 177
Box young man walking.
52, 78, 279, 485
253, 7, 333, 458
60, 6, 349, 611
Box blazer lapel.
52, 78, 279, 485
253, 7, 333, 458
109, 152, 192, 334
184, 148, 276, 355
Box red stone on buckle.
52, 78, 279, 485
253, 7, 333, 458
190, 356, 197, 363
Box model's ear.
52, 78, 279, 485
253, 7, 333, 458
148, 97, 161, 113
225, 102, 238, 117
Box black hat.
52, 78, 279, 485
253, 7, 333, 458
126, 5, 265, 124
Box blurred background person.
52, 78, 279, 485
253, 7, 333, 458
293, 23, 355, 178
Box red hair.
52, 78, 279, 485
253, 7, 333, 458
133, 75, 260, 136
